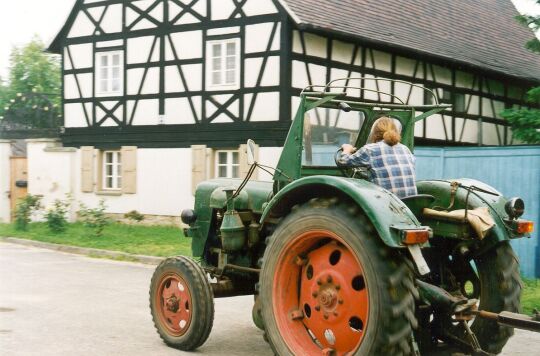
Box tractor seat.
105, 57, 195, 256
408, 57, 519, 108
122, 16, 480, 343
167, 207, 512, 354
400, 194, 436, 217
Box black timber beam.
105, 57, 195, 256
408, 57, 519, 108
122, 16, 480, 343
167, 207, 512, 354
60, 121, 292, 149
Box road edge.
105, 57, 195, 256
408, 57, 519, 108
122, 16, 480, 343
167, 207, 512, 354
0, 236, 163, 265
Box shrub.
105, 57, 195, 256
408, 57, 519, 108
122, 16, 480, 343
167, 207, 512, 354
79, 200, 110, 237
14, 194, 42, 231
44, 199, 70, 233
124, 210, 145, 224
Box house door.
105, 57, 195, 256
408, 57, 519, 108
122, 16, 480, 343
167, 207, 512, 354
10, 157, 28, 221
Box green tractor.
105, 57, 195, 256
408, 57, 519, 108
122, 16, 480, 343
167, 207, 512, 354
149, 78, 537, 355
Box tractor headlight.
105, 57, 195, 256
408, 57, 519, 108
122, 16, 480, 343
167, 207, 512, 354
505, 197, 524, 220
181, 209, 197, 225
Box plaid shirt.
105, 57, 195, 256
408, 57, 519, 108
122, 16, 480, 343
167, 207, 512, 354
338, 142, 418, 198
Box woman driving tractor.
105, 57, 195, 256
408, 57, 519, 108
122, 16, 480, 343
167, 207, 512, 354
338, 116, 417, 198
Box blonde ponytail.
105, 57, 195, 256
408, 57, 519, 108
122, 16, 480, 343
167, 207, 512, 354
370, 117, 401, 146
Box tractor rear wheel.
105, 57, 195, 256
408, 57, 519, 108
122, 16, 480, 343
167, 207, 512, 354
149, 256, 214, 351
421, 241, 522, 355
259, 198, 418, 355
470, 242, 521, 353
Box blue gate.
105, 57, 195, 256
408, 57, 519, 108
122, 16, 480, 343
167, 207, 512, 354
415, 146, 540, 278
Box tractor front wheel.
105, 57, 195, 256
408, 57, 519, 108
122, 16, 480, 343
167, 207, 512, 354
260, 198, 418, 355
149, 256, 214, 351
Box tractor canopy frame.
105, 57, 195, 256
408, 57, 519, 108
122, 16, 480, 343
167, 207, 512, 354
273, 77, 451, 190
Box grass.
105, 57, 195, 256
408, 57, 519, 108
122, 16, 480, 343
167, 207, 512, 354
521, 278, 540, 315
0, 222, 191, 257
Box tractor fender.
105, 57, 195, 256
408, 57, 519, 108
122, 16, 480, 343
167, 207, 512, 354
260, 176, 424, 248
417, 179, 514, 247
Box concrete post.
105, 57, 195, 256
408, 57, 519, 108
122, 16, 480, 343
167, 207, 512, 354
0, 140, 12, 222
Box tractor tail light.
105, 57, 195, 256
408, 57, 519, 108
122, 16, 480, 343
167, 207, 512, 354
516, 221, 534, 234
402, 230, 430, 245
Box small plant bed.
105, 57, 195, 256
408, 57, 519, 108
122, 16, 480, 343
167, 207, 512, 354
0, 222, 191, 257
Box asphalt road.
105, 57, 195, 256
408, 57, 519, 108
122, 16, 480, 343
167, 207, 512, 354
0, 242, 538, 356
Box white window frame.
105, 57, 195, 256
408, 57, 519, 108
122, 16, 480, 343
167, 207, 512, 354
102, 151, 122, 190
206, 38, 240, 90
95, 51, 123, 97
215, 150, 240, 178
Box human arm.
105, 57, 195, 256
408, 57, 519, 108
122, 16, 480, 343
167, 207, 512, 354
337, 144, 371, 168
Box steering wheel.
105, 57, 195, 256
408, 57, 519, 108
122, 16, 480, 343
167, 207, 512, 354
334, 147, 352, 177
334, 147, 369, 179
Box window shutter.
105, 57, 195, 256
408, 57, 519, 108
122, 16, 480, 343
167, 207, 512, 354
80, 146, 95, 193
121, 146, 137, 194
239, 143, 259, 179
192, 145, 207, 194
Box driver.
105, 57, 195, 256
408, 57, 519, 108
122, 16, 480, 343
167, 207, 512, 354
338, 116, 417, 199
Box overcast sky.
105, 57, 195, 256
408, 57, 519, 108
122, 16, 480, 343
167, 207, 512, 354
0, 0, 539, 81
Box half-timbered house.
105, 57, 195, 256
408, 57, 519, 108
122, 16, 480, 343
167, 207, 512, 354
29, 0, 540, 222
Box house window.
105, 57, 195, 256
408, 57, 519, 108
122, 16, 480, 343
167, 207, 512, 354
103, 151, 122, 190
215, 150, 239, 178
207, 39, 240, 89
96, 51, 123, 96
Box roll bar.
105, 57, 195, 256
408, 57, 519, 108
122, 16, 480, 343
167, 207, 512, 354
300, 77, 440, 106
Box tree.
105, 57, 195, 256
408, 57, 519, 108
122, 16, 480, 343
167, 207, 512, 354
0, 36, 61, 128
500, 4, 540, 144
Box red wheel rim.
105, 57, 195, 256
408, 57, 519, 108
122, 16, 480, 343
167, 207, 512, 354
273, 230, 369, 355
155, 272, 193, 336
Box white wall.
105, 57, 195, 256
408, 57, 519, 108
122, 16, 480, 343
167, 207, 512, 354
27, 139, 77, 221
258, 147, 283, 181
76, 148, 194, 217
0, 140, 11, 222
23, 144, 286, 222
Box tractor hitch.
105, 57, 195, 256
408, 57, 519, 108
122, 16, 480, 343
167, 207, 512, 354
417, 279, 540, 333
471, 309, 540, 333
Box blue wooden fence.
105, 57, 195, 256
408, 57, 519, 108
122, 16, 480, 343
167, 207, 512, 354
415, 146, 540, 278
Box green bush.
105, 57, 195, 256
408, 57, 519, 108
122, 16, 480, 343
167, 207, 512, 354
14, 194, 42, 231
79, 200, 110, 237
44, 199, 70, 233
124, 210, 145, 223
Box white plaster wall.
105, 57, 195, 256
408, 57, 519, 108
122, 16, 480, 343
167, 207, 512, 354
66, 44, 93, 69
21, 145, 332, 220
245, 22, 280, 53
27, 140, 77, 221
130, 99, 160, 125
0, 141, 11, 222
257, 147, 283, 181
100, 4, 123, 33
68, 11, 95, 38
128, 36, 160, 64
75, 148, 194, 216
247, 92, 279, 122
167, 31, 203, 60
64, 103, 90, 128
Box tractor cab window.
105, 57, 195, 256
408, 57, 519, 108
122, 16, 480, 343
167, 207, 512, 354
302, 108, 365, 166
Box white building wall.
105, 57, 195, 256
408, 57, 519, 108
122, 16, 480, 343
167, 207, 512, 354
0, 140, 11, 222
258, 147, 283, 181
27, 139, 77, 221
75, 147, 194, 217
23, 142, 285, 223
